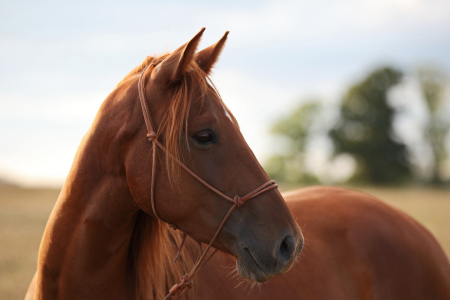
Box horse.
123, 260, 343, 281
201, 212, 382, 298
25, 28, 303, 300
25, 29, 450, 299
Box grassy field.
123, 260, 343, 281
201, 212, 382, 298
0, 184, 60, 300
0, 184, 449, 299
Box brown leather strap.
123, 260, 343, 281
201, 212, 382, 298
138, 64, 278, 299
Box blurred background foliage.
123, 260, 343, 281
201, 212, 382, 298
265, 65, 450, 187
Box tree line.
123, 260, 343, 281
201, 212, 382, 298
265, 66, 450, 186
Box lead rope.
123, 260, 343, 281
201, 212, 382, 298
138, 64, 278, 300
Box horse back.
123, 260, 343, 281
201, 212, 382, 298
199, 186, 450, 299
284, 186, 450, 299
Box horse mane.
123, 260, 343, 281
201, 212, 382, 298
129, 211, 195, 300
126, 54, 238, 300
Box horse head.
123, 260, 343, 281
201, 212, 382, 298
120, 28, 303, 292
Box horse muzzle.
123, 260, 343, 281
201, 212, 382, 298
235, 228, 304, 282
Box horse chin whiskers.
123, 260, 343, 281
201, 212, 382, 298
235, 252, 271, 285
232, 267, 264, 292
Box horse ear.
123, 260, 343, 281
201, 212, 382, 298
153, 28, 205, 83
196, 31, 229, 75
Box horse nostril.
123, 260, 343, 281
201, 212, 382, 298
280, 239, 288, 254
277, 235, 296, 266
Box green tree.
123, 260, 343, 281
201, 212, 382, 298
329, 67, 412, 185
265, 100, 321, 184
417, 67, 449, 186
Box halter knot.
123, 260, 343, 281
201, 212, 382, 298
147, 132, 157, 142
233, 195, 244, 207
168, 274, 193, 296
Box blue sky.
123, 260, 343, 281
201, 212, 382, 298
1, 0, 450, 186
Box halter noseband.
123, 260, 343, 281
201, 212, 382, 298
138, 64, 278, 299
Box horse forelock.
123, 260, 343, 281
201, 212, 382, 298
125, 55, 237, 300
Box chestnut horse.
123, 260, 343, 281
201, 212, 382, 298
25, 29, 303, 300
26, 29, 450, 299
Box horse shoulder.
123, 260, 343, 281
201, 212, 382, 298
283, 186, 450, 299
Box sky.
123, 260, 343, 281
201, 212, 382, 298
1, 0, 450, 187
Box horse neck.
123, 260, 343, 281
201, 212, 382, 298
36, 94, 141, 298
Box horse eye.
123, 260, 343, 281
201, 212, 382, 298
193, 131, 214, 144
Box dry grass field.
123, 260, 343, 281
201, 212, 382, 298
0, 184, 449, 299
0, 184, 60, 300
